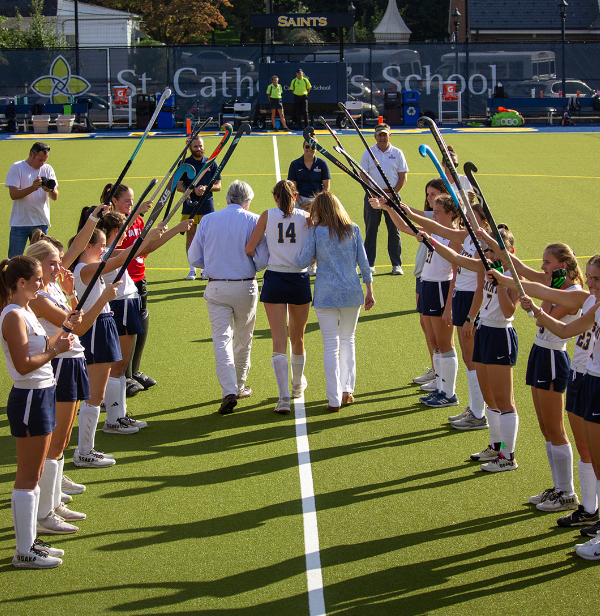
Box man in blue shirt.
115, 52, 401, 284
188, 180, 268, 415
177, 136, 221, 280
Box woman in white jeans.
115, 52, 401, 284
298, 192, 375, 411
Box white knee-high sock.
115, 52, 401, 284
440, 350, 458, 397
488, 408, 501, 450
546, 441, 558, 488
290, 352, 306, 387
596, 480, 600, 516
12, 489, 36, 554
105, 377, 122, 423
433, 349, 442, 392
552, 443, 574, 494
78, 402, 100, 454
499, 410, 519, 459
119, 375, 127, 419
37, 458, 58, 520
466, 368, 485, 418
579, 460, 598, 513
54, 455, 64, 510
271, 353, 290, 399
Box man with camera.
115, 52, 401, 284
5, 141, 59, 257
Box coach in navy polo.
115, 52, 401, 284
287, 138, 331, 205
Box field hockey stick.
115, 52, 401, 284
164, 166, 211, 227
112, 164, 196, 283
186, 122, 250, 221
74, 178, 157, 313
103, 88, 171, 207
419, 144, 490, 271
464, 162, 534, 317
144, 116, 212, 208
303, 127, 434, 251
417, 115, 479, 231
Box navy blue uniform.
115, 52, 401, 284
287, 156, 331, 200
180, 155, 220, 217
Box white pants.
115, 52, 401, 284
204, 280, 258, 397
315, 305, 361, 407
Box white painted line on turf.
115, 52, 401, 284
273, 135, 281, 181
295, 395, 327, 616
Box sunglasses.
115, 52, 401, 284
304, 144, 315, 150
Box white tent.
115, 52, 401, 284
374, 0, 411, 43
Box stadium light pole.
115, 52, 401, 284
453, 8, 461, 77
559, 0, 568, 98
348, 2, 356, 44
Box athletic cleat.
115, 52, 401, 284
292, 375, 308, 398
425, 392, 459, 408
307, 263, 317, 276
102, 418, 139, 434
91, 448, 114, 460
60, 492, 72, 504
451, 408, 489, 430
237, 385, 252, 399
62, 474, 85, 495
529, 487, 559, 505
218, 394, 237, 415
186, 268, 196, 281
55, 502, 87, 521
13, 547, 62, 569
73, 449, 116, 468
480, 454, 518, 473
274, 398, 292, 414
33, 538, 64, 558
122, 413, 147, 429
419, 390, 439, 404
370, 266, 376, 275
133, 371, 156, 389
126, 378, 144, 397
420, 380, 437, 392
580, 520, 600, 537
557, 506, 599, 527
391, 265, 404, 275
536, 491, 579, 512
413, 367, 436, 385
37, 512, 78, 535
575, 535, 600, 557
448, 406, 471, 422
470, 445, 500, 461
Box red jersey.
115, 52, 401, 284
121, 216, 146, 281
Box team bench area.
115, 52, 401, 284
487, 97, 599, 125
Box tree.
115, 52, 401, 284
0, 0, 66, 49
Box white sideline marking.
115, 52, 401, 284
295, 395, 327, 616
273, 135, 281, 181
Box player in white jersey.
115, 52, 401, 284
245, 180, 311, 413
401, 199, 488, 428
493, 255, 600, 529
1, 255, 75, 568
370, 193, 462, 408
418, 225, 521, 472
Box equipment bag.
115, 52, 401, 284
491, 107, 524, 127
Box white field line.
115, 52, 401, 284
273, 134, 281, 181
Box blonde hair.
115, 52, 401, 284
545, 243, 584, 286
310, 192, 354, 242
26, 240, 59, 264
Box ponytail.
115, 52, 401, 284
0, 256, 40, 308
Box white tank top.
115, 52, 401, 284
1, 304, 55, 389
422, 234, 452, 282
74, 262, 111, 315
479, 273, 514, 325
266, 207, 309, 272
572, 294, 598, 370
455, 236, 478, 292
102, 268, 138, 300
585, 305, 600, 377
534, 284, 582, 351
37, 284, 85, 359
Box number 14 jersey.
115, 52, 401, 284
266, 207, 310, 271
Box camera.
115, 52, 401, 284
40, 176, 56, 190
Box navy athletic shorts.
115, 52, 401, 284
80, 312, 122, 365
577, 373, 600, 424
260, 270, 312, 305
566, 369, 585, 416
452, 289, 477, 327
525, 344, 570, 393
52, 356, 90, 403
472, 324, 518, 366
418, 280, 451, 317
110, 297, 144, 336
7, 385, 56, 437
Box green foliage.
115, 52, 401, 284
135, 37, 165, 46
0, 0, 66, 49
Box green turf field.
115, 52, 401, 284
0, 130, 599, 614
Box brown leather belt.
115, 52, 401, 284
208, 277, 256, 282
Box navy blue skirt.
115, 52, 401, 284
473, 324, 518, 366
110, 297, 144, 336
452, 289, 477, 327
260, 270, 312, 305
7, 385, 56, 437
566, 369, 585, 416
80, 312, 122, 365
577, 373, 600, 425
418, 280, 451, 317
52, 356, 90, 402
525, 344, 570, 393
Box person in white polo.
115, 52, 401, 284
359, 124, 408, 276
5, 142, 59, 258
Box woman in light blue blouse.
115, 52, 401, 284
298, 192, 375, 412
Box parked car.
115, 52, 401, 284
506, 79, 595, 98
180, 50, 255, 75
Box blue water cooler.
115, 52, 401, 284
402, 91, 420, 126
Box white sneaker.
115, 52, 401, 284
451, 408, 489, 431
470, 445, 499, 461
37, 512, 78, 535
420, 380, 437, 392
291, 375, 308, 398
55, 502, 87, 521
370, 266, 376, 275
529, 487, 559, 505
575, 534, 600, 550
102, 418, 139, 434
73, 449, 116, 468
274, 398, 292, 414
90, 448, 115, 460
480, 454, 518, 472
413, 367, 436, 384
60, 492, 72, 504
33, 538, 64, 558
307, 263, 317, 276
448, 406, 470, 422
121, 413, 147, 429
62, 474, 85, 495
391, 265, 404, 275
13, 546, 62, 568
186, 268, 196, 281
536, 491, 579, 512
